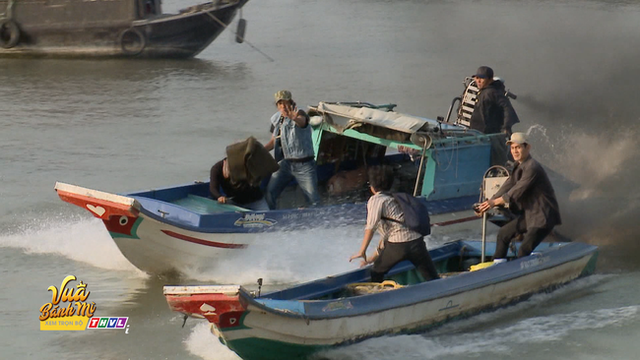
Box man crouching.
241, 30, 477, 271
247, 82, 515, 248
349, 165, 439, 282
476, 132, 562, 262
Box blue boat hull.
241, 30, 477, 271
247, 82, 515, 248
164, 240, 599, 360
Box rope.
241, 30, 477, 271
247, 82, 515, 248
435, 136, 459, 173
346, 280, 404, 295
2, 0, 15, 19
205, 10, 275, 62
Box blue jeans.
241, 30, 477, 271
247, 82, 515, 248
266, 159, 320, 209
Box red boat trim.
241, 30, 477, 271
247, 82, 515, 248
432, 216, 479, 227
161, 230, 248, 249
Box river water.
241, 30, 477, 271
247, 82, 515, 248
1, 0, 639, 359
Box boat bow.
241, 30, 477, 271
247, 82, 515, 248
55, 182, 140, 220
164, 285, 247, 327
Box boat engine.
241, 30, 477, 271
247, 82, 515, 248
477, 165, 510, 262
479, 165, 512, 227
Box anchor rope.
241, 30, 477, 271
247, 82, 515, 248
205, 10, 275, 62
1, 0, 16, 19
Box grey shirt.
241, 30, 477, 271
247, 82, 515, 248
492, 156, 561, 229
366, 193, 421, 243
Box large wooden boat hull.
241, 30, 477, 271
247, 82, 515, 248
0, 0, 247, 58
164, 240, 599, 360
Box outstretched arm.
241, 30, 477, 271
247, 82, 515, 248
350, 229, 376, 263
282, 103, 309, 128
477, 196, 506, 214
209, 161, 224, 200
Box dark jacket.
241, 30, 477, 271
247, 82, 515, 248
210, 160, 264, 205
470, 80, 520, 134
492, 156, 561, 230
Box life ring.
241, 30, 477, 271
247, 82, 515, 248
119, 28, 146, 56
0, 19, 20, 49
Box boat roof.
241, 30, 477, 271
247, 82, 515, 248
313, 102, 433, 134
310, 102, 484, 149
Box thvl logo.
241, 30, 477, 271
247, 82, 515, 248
87, 317, 129, 330
39, 275, 130, 333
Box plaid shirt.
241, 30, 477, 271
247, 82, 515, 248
365, 192, 422, 244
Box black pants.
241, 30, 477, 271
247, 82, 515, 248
494, 216, 553, 259
370, 237, 440, 282
490, 134, 510, 166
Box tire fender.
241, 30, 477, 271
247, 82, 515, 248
119, 28, 146, 56
0, 19, 20, 49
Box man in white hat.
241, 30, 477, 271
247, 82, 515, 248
476, 132, 562, 262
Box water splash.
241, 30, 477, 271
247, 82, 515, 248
180, 225, 363, 284
518, 113, 640, 269
184, 322, 241, 360
0, 215, 144, 274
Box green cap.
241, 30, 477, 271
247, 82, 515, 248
274, 90, 292, 103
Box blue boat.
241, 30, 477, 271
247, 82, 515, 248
55, 100, 503, 275
164, 239, 599, 360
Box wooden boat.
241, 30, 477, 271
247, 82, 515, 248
0, 0, 248, 58
54, 100, 504, 275
163, 240, 599, 360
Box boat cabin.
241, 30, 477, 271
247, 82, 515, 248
272, 101, 499, 209
0, 0, 155, 27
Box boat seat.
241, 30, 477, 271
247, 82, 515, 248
171, 194, 248, 214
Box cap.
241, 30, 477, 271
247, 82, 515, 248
474, 66, 494, 79
506, 132, 528, 145
274, 90, 292, 103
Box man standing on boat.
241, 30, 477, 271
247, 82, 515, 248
470, 66, 520, 135
470, 66, 520, 165
349, 166, 439, 282
476, 132, 562, 261
264, 90, 320, 209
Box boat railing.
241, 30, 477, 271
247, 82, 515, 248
442, 96, 462, 124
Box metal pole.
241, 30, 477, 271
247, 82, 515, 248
413, 141, 428, 197
481, 212, 487, 263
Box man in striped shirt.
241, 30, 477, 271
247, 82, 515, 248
349, 166, 439, 283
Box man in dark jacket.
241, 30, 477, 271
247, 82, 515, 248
476, 132, 562, 261
469, 66, 520, 135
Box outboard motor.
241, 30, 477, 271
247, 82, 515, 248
476, 165, 511, 262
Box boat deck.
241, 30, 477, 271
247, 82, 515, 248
170, 194, 246, 214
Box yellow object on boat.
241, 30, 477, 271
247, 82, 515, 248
470, 261, 494, 271
346, 280, 404, 295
